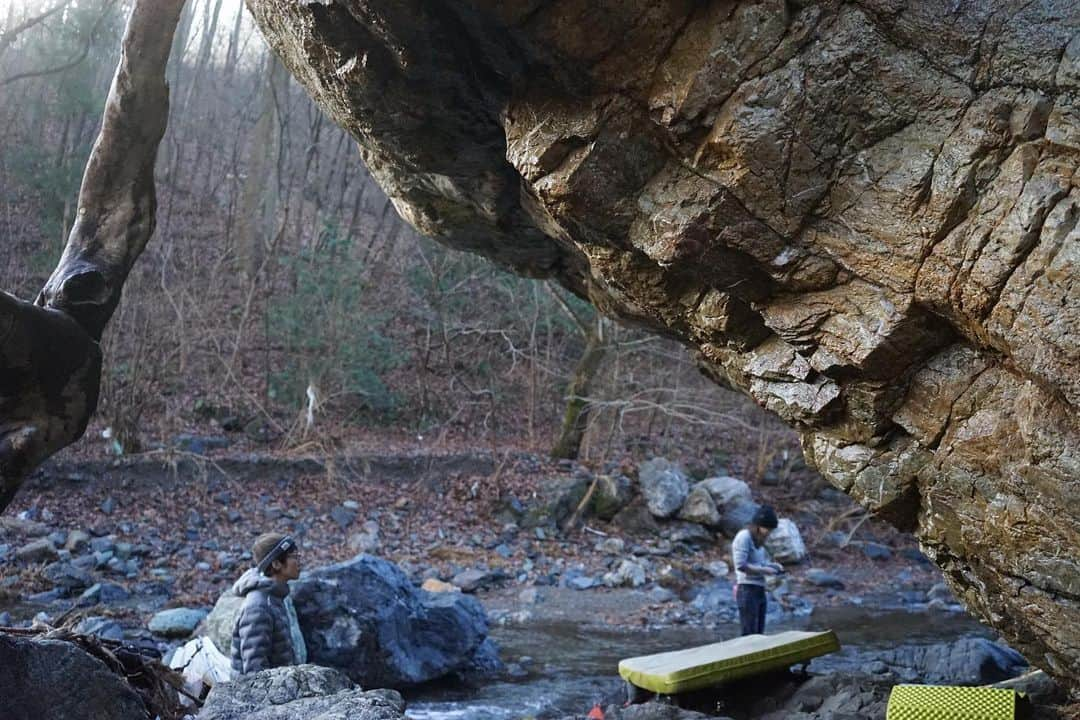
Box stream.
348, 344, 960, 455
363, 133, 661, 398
405, 607, 993, 720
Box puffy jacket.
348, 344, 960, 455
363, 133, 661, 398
230, 568, 296, 675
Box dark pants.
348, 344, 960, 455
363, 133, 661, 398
736, 584, 767, 636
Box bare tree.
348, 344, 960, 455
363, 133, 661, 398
549, 286, 609, 460
0, 0, 187, 512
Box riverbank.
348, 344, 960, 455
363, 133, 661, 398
3, 449, 947, 628
4, 449, 1069, 718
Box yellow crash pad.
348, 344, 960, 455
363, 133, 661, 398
618, 630, 840, 694
886, 685, 1021, 720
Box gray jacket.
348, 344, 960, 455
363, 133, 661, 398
732, 528, 773, 586
230, 568, 296, 675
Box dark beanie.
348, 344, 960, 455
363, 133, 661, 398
752, 504, 779, 529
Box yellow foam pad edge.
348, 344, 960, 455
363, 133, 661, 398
886, 685, 1019, 720
618, 629, 841, 694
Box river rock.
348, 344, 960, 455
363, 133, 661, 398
597, 537, 626, 555
290, 554, 492, 687
601, 702, 726, 720
603, 559, 647, 588
452, 568, 491, 593
15, 538, 58, 564
198, 664, 406, 720
76, 616, 125, 642
64, 530, 91, 553
665, 522, 714, 547
804, 569, 845, 589
690, 580, 738, 615
877, 637, 1028, 685
718, 501, 758, 539
521, 476, 589, 528
764, 519, 808, 564
0, 633, 147, 720
699, 476, 753, 507
591, 474, 633, 520
610, 499, 662, 536
706, 561, 729, 578
43, 561, 94, 591
0, 515, 50, 537
860, 542, 893, 561
752, 673, 893, 720
677, 484, 721, 526
149, 607, 209, 638
638, 458, 689, 519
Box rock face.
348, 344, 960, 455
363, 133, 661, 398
247, 0, 1080, 692
0, 633, 149, 720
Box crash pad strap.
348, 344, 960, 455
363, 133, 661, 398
618, 630, 840, 694
886, 685, 1019, 720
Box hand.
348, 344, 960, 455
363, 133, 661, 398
760, 565, 779, 576
771, 563, 785, 574
0, 291, 101, 512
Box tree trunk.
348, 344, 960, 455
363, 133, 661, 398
235, 53, 281, 281
1, 0, 187, 512
183, 0, 223, 112
551, 319, 607, 460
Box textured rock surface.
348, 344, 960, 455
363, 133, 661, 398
247, 0, 1080, 692
289, 554, 490, 688
198, 664, 406, 720
0, 633, 149, 720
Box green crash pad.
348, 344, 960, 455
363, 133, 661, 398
886, 685, 1021, 720
618, 630, 840, 694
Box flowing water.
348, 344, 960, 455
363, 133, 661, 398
404, 608, 993, 720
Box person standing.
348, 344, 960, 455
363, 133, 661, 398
230, 532, 301, 675
731, 505, 783, 636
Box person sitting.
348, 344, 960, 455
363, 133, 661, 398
731, 505, 783, 636
230, 532, 301, 675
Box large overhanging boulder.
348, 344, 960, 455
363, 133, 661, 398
245, 0, 1080, 694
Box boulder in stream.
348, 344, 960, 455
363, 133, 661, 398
876, 636, 1028, 685
290, 554, 493, 688
197, 664, 406, 720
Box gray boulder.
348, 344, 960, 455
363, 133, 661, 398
291, 554, 493, 688
699, 476, 753, 508
0, 633, 147, 720
764, 519, 808, 564
590, 474, 633, 520
718, 501, 758, 539
76, 616, 125, 642
197, 664, 406, 720
877, 637, 1028, 685
677, 484, 721, 526
602, 702, 726, 720
43, 561, 94, 592
520, 476, 589, 528
602, 559, 647, 588
697, 476, 758, 537
638, 458, 689, 518
610, 499, 661, 536
15, 538, 58, 564
451, 568, 491, 593
804, 569, 845, 589
148, 607, 208, 638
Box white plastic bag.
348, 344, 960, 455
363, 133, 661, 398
168, 636, 233, 706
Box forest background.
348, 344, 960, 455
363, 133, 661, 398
0, 0, 802, 483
